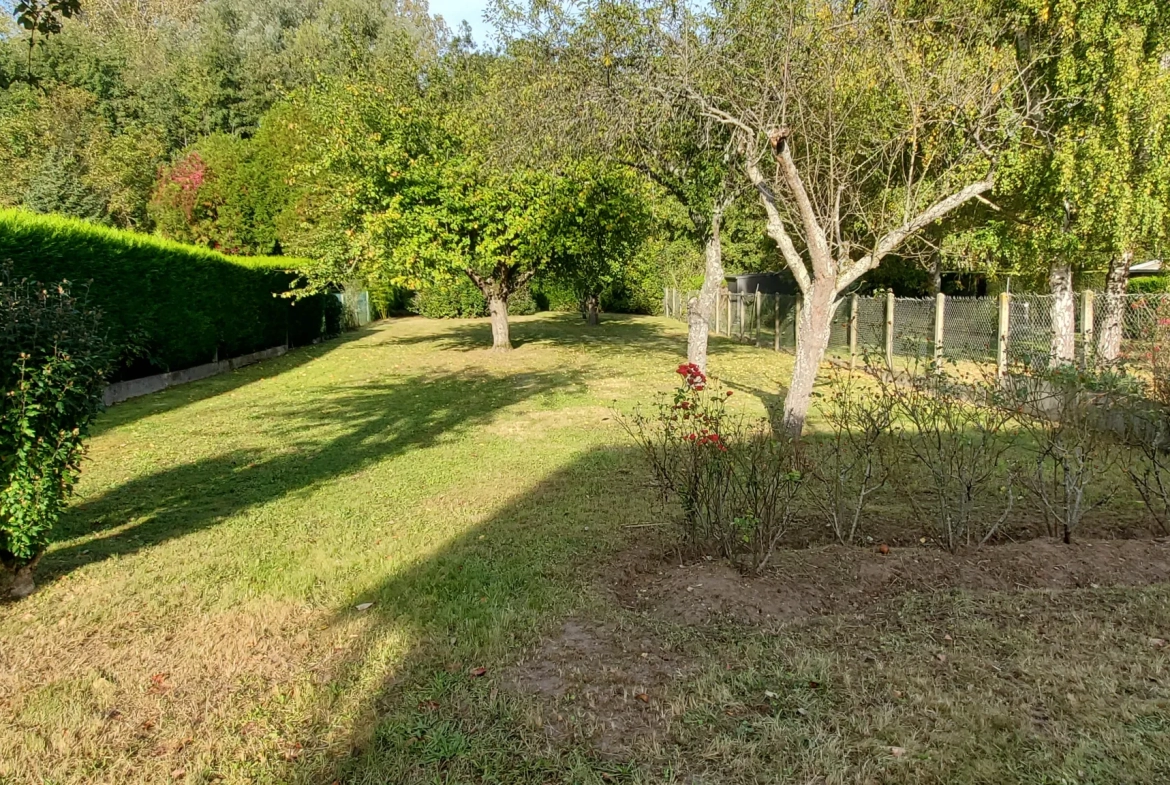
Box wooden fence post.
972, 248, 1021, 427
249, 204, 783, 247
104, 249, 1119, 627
738, 294, 745, 340
755, 291, 762, 347
774, 294, 781, 352
727, 293, 733, 337
1081, 290, 1094, 367
997, 291, 1011, 380
849, 294, 859, 369
885, 291, 895, 371
934, 292, 946, 366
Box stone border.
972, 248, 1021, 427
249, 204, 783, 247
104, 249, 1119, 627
103, 345, 287, 406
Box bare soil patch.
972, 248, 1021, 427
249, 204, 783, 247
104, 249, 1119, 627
609, 538, 1170, 626
504, 619, 690, 756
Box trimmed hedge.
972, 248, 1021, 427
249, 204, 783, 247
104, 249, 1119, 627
0, 208, 325, 381
1129, 275, 1170, 294
411, 277, 539, 319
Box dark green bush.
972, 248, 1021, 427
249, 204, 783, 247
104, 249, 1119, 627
1, 267, 112, 596
509, 286, 539, 316
0, 208, 326, 380
1129, 276, 1170, 294
411, 277, 489, 318
410, 277, 542, 318
532, 279, 578, 312
323, 294, 344, 337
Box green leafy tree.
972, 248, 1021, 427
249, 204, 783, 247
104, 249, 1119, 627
544, 163, 652, 324
382, 157, 558, 349
969, 0, 1170, 362
488, 0, 738, 369
11, 0, 81, 82
1, 267, 110, 598
149, 132, 291, 254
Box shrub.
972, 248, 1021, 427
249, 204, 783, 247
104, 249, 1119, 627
1128, 276, 1170, 294
411, 277, 540, 319
509, 286, 539, 316
411, 277, 489, 319
1005, 364, 1133, 543
875, 358, 1018, 550
805, 368, 894, 545
1124, 404, 1170, 535
531, 279, 578, 312
1, 268, 111, 597
0, 208, 326, 379
623, 364, 805, 573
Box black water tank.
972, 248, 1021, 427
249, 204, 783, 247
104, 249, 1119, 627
725, 272, 797, 295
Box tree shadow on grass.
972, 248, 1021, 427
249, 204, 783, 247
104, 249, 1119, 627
91, 328, 375, 438
382, 313, 692, 358
46, 367, 587, 583
283, 444, 656, 784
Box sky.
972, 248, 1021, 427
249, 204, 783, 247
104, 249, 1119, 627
429, 0, 495, 45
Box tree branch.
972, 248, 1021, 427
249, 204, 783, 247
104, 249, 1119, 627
769, 128, 834, 279
466, 268, 492, 297
836, 178, 994, 291
744, 151, 811, 295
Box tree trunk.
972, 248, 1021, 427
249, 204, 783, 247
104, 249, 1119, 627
687, 209, 725, 372
584, 294, 600, 325
1096, 251, 1133, 363
4, 551, 41, 599
782, 278, 836, 437
488, 295, 511, 351
929, 253, 942, 296
1049, 260, 1076, 365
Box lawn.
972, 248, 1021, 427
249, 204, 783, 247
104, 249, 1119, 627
3, 313, 1170, 784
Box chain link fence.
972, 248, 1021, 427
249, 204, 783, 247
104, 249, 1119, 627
663, 287, 1170, 374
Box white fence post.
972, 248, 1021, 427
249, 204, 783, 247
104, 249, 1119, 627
774, 295, 781, 352
849, 294, 859, 369
755, 291, 762, 347
885, 291, 895, 371
997, 292, 1011, 380
1081, 290, 1094, 367
934, 292, 946, 366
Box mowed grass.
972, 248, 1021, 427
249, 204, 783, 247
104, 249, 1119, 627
1, 312, 1168, 784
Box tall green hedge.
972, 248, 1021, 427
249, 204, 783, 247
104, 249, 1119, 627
0, 208, 325, 380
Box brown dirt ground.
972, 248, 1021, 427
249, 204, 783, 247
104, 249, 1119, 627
507, 537, 1170, 756
503, 619, 692, 756
609, 537, 1170, 626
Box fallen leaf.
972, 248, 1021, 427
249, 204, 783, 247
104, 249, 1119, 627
141, 720, 155, 731
943, 634, 953, 642
355, 602, 373, 611
808, 680, 821, 689
935, 652, 947, 663
889, 746, 906, 757
1149, 637, 1167, 649
764, 690, 779, 699
892, 690, 904, 699
878, 544, 890, 555
171, 768, 186, 779
635, 693, 650, 703
419, 700, 440, 711
149, 673, 170, 693
796, 707, 807, 716
469, 666, 487, 678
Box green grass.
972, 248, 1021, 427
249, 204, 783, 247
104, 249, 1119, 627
2, 313, 1170, 784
